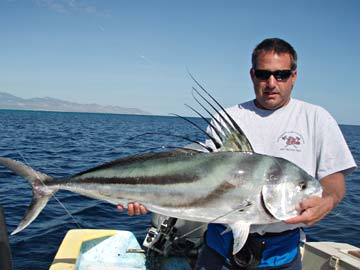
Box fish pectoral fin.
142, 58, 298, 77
208, 201, 253, 224
229, 222, 250, 255
219, 199, 253, 229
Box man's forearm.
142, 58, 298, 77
320, 172, 346, 208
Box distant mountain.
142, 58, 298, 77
0, 92, 151, 115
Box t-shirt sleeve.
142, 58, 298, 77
315, 108, 357, 180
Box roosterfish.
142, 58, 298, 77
0, 79, 322, 254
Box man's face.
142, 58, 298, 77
250, 52, 297, 110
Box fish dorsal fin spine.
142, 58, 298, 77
187, 74, 253, 152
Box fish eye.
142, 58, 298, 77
298, 182, 307, 190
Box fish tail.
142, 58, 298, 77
0, 157, 57, 235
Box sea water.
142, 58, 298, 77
0, 110, 358, 270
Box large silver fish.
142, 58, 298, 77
0, 80, 322, 254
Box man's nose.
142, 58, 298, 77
266, 75, 277, 88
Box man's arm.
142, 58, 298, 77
285, 172, 345, 226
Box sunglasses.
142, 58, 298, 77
254, 69, 293, 81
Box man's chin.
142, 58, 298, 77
257, 100, 282, 110
257, 96, 290, 110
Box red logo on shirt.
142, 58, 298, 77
278, 132, 304, 152
283, 136, 301, 146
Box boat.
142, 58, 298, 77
49, 230, 195, 270
1, 205, 359, 269
302, 241, 360, 270
50, 215, 204, 270
49, 229, 148, 270
48, 219, 360, 270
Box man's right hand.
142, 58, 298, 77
117, 202, 148, 216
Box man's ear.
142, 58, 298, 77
250, 68, 254, 78
291, 70, 297, 86
250, 68, 256, 81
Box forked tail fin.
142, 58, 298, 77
0, 157, 58, 235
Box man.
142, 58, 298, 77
119, 38, 356, 269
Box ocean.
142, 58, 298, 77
0, 110, 358, 270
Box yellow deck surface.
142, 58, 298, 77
49, 229, 118, 270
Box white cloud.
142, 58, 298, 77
35, 0, 68, 13
34, 0, 110, 17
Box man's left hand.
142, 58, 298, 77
285, 195, 335, 226
285, 172, 345, 226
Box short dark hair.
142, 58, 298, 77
252, 38, 297, 70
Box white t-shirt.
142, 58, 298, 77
207, 98, 357, 234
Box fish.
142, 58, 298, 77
0, 78, 323, 254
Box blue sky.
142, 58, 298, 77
1, 0, 359, 124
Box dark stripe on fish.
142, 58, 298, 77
73, 151, 197, 177
160, 181, 236, 207
70, 174, 199, 185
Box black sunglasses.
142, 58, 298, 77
254, 69, 293, 81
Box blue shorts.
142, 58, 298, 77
195, 243, 302, 270
198, 224, 302, 269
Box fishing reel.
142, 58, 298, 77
143, 216, 181, 256
143, 214, 204, 257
